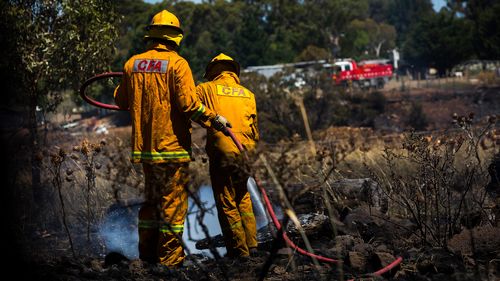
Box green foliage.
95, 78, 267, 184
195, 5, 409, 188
110, 0, 498, 82
1, 0, 120, 214
368, 0, 393, 23
458, 0, 500, 59
3, 0, 119, 111
233, 1, 270, 67
294, 45, 331, 62
0, 2, 24, 109
402, 10, 474, 74
3, 0, 496, 138
112, 0, 151, 69
341, 18, 397, 59
113, 0, 377, 80
387, 0, 434, 44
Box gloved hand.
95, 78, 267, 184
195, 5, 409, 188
212, 115, 232, 135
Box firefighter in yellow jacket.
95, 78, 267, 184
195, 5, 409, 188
196, 53, 259, 257
114, 10, 231, 267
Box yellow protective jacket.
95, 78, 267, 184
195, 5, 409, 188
196, 71, 259, 159
114, 42, 216, 163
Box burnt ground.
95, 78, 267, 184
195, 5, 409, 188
375, 84, 500, 132
2, 83, 500, 281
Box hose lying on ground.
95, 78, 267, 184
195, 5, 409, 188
225, 128, 403, 278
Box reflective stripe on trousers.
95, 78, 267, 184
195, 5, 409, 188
140, 162, 189, 267
209, 161, 257, 257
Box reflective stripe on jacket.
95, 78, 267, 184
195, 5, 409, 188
114, 43, 216, 163
196, 71, 259, 159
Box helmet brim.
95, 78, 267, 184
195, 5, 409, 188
146, 24, 183, 35
203, 60, 240, 79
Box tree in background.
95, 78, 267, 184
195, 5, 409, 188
301, 0, 370, 59
446, 0, 500, 59
294, 45, 331, 62
233, 0, 270, 67
388, 0, 434, 44
402, 10, 474, 74
111, 0, 365, 78
112, 0, 151, 69
342, 18, 396, 59
181, 0, 245, 78
473, 2, 500, 59
111, 0, 500, 79
368, 0, 393, 23
2, 0, 118, 213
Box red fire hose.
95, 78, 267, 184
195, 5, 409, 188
225, 129, 403, 279
80, 72, 125, 111
81, 72, 403, 278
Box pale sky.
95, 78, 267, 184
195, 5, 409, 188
145, 0, 447, 11
433, 0, 446, 11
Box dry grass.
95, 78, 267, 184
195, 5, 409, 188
5, 102, 498, 281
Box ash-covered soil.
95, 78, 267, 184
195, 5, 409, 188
2, 84, 500, 281
6, 198, 500, 281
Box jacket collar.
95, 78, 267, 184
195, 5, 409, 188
212, 71, 240, 84
147, 42, 176, 52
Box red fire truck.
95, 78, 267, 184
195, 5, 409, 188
332, 59, 393, 89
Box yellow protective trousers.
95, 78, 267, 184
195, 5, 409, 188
209, 158, 257, 257
139, 163, 188, 267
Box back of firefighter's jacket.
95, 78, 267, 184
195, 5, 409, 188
196, 71, 259, 159
114, 43, 215, 163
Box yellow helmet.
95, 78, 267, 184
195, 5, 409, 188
147, 10, 183, 34
144, 10, 184, 46
203, 53, 241, 79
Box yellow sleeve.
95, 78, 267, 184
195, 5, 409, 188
195, 84, 206, 105
173, 59, 216, 128
114, 63, 130, 110
113, 82, 128, 110
250, 94, 259, 142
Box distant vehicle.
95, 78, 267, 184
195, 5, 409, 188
332, 59, 393, 89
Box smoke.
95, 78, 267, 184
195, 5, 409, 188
97, 187, 226, 260
97, 180, 279, 260
98, 201, 141, 260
